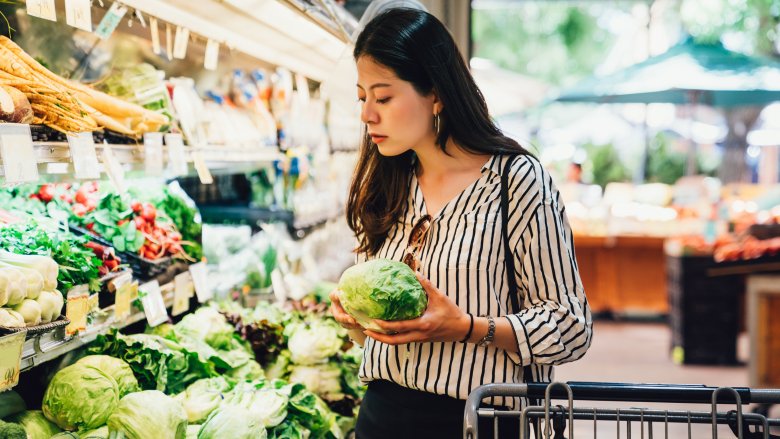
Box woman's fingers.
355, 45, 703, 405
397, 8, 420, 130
329, 289, 362, 329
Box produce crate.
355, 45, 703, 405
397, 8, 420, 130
68, 224, 173, 281
667, 255, 743, 365
30, 124, 140, 145
0, 316, 69, 337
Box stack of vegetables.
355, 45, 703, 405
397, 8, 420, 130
0, 248, 63, 328
0, 221, 108, 293
6, 183, 201, 263
0, 36, 168, 136
218, 298, 365, 427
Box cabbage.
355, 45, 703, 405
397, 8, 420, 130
288, 364, 343, 399
107, 391, 187, 439
264, 350, 291, 380
174, 307, 235, 350
76, 355, 139, 397
176, 377, 232, 423
227, 358, 265, 381
43, 363, 119, 431
286, 320, 344, 365
337, 259, 427, 332
12, 299, 42, 326
186, 424, 201, 439
5, 410, 61, 439
196, 405, 267, 439
225, 383, 288, 427
80, 426, 109, 438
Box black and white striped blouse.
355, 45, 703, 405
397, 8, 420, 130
357, 153, 593, 409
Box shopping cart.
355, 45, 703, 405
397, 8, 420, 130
463, 382, 780, 439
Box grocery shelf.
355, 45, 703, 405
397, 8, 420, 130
1, 142, 282, 179
19, 281, 178, 372
198, 205, 340, 239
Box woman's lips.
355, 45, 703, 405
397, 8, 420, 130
371, 135, 387, 144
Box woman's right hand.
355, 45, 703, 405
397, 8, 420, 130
330, 289, 364, 330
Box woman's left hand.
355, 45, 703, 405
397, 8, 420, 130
365, 272, 471, 345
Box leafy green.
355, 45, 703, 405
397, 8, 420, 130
5, 410, 61, 439
89, 331, 218, 395
42, 363, 120, 431
107, 391, 187, 439
75, 355, 140, 397
337, 259, 427, 332
0, 222, 102, 292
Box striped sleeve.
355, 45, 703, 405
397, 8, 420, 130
504, 167, 593, 367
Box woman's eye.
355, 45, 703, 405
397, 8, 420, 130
357, 97, 366, 102
376, 97, 391, 104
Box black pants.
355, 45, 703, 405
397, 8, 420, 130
355, 380, 521, 439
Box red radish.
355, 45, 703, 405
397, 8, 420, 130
140, 204, 156, 222
134, 216, 146, 229
131, 201, 142, 213
75, 188, 89, 204
72, 204, 87, 217
86, 222, 95, 231
38, 184, 54, 202
117, 219, 129, 226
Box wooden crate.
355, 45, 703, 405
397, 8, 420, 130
747, 275, 780, 388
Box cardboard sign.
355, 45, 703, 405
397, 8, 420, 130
101, 144, 127, 196
140, 280, 168, 327
0, 124, 39, 183
0, 331, 26, 391
191, 151, 213, 184
173, 271, 194, 316
65, 0, 92, 32
67, 132, 100, 179
164, 133, 187, 176
112, 272, 136, 322
143, 132, 164, 176
65, 286, 90, 336
150, 17, 161, 54
26, 0, 56, 21
204, 39, 220, 71
95, 2, 127, 40
173, 26, 190, 59
189, 262, 213, 303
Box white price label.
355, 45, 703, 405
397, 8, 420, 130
94, 2, 127, 40
0, 331, 26, 392
150, 17, 161, 54
173, 26, 190, 60
191, 151, 213, 184
143, 132, 164, 176
67, 132, 100, 179
65, 0, 92, 32
189, 262, 213, 303
140, 280, 168, 327
0, 124, 39, 184
100, 144, 127, 196
173, 271, 194, 316
26, 0, 56, 21
204, 39, 220, 71
165, 23, 173, 61
165, 133, 187, 176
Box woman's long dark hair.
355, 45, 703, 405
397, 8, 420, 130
348, 8, 530, 256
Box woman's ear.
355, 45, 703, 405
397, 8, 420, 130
431, 91, 443, 115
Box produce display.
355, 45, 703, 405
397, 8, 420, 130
337, 259, 428, 333
0, 36, 167, 135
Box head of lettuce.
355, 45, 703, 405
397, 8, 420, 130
337, 259, 427, 332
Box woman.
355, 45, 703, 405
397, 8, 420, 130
330, 8, 592, 438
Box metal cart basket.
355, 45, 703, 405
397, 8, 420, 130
464, 382, 780, 439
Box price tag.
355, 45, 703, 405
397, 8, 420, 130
67, 132, 100, 179
101, 143, 127, 196
189, 262, 213, 303
140, 280, 168, 327
204, 39, 220, 71
0, 124, 39, 183
64, 0, 92, 32
26, 0, 56, 21
0, 331, 26, 392
112, 272, 136, 322
94, 2, 127, 40
150, 17, 161, 54
165, 23, 173, 61
173, 271, 194, 316
65, 286, 90, 336
173, 26, 190, 60
143, 132, 164, 176
165, 133, 187, 176
191, 151, 213, 184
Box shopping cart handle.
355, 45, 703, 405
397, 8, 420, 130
527, 381, 754, 404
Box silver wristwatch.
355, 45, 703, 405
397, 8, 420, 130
476, 315, 496, 347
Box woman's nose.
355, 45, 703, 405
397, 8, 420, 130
361, 102, 378, 125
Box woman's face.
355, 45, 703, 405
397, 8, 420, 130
356, 56, 440, 157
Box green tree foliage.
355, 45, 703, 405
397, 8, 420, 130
471, 4, 619, 86
583, 142, 631, 188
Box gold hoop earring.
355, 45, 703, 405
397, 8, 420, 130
434, 113, 440, 135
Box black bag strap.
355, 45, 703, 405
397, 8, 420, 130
499, 154, 536, 389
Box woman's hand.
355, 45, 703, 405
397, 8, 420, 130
365, 272, 471, 345
329, 289, 364, 330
